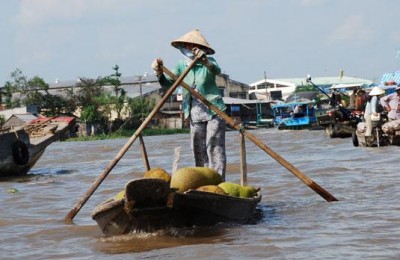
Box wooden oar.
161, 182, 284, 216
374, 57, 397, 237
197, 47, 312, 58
239, 133, 247, 186
64, 56, 202, 223
172, 146, 181, 174
139, 135, 150, 171
161, 65, 338, 202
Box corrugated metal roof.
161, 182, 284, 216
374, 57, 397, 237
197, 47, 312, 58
11, 114, 37, 121
48, 75, 159, 89
250, 76, 373, 87
222, 97, 275, 105
104, 83, 161, 99
3, 114, 37, 128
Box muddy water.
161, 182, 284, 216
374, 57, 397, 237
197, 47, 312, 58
1, 128, 399, 259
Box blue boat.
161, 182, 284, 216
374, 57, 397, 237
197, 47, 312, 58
272, 101, 320, 130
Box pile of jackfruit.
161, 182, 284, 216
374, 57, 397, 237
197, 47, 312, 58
115, 167, 259, 200
139, 166, 259, 199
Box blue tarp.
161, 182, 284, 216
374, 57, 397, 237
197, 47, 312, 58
380, 71, 400, 85
380, 71, 400, 94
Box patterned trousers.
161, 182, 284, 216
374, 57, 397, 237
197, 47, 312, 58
190, 116, 226, 180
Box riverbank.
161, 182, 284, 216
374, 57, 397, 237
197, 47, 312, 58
64, 128, 190, 142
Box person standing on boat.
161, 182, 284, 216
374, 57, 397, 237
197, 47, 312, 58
380, 85, 400, 121
364, 86, 385, 136
330, 89, 342, 107
151, 29, 227, 179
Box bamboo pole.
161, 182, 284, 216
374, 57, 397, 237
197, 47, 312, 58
239, 133, 247, 186
139, 135, 150, 171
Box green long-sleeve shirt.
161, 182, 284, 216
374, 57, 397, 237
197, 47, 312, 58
158, 57, 226, 119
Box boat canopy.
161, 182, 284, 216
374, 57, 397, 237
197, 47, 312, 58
271, 101, 314, 109
330, 83, 367, 90
222, 97, 275, 105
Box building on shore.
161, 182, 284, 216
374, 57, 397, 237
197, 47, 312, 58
1, 72, 376, 131
1, 72, 252, 131
249, 76, 374, 102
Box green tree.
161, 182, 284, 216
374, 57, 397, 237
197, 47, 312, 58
23, 76, 50, 115
75, 77, 106, 107
20, 76, 74, 116
2, 69, 75, 115
74, 77, 109, 133
0, 114, 5, 127
1, 68, 26, 108
10, 68, 28, 91
124, 96, 156, 129
2, 81, 15, 108
80, 104, 103, 123
101, 65, 126, 120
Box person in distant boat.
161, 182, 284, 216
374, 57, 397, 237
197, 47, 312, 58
380, 85, 400, 121
348, 88, 357, 109
151, 29, 227, 179
355, 88, 367, 110
364, 86, 385, 136
293, 104, 303, 118
330, 89, 342, 107
294, 105, 301, 114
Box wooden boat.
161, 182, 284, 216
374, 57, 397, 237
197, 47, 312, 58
0, 116, 76, 177
353, 120, 400, 147
272, 101, 321, 130
92, 178, 262, 236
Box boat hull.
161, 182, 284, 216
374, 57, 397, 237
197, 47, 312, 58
0, 129, 44, 177
272, 101, 321, 130
354, 120, 400, 147
92, 179, 262, 236
317, 109, 363, 138
0, 147, 45, 177
0, 117, 76, 178
355, 130, 400, 147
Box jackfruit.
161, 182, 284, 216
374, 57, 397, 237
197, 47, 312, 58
218, 182, 240, 197
114, 190, 125, 200
143, 168, 171, 183
239, 185, 258, 198
170, 167, 222, 192
218, 182, 259, 198
196, 185, 227, 195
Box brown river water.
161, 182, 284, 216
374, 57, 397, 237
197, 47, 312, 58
1, 128, 399, 259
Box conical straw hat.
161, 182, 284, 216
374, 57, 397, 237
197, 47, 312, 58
368, 86, 385, 96
171, 29, 215, 55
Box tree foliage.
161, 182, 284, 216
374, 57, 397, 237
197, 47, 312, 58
23, 76, 73, 116
100, 65, 126, 121
124, 96, 156, 129
1, 69, 26, 108
74, 77, 108, 124
0, 114, 5, 127
2, 66, 158, 134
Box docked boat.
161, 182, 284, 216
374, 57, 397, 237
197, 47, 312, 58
92, 178, 262, 236
314, 84, 366, 138
0, 116, 76, 177
272, 101, 320, 130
